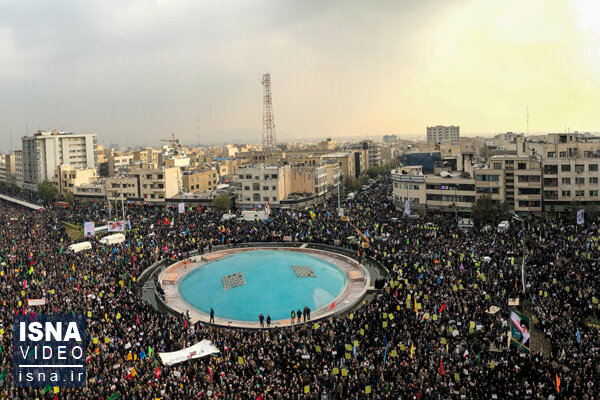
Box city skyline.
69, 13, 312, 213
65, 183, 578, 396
2, 0, 600, 150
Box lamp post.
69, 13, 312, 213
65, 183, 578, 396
512, 213, 527, 294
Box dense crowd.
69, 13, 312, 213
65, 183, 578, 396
0, 174, 599, 399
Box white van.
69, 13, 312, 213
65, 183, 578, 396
99, 233, 126, 245
66, 241, 92, 254
497, 221, 510, 232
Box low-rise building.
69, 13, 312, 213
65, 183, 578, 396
105, 165, 181, 202
391, 166, 426, 209
182, 167, 218, 193
53, 165, 98, 195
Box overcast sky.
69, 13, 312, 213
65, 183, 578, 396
1, 0, 600, 150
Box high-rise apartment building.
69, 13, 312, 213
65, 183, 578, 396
427, 126, 460, 145
21, 130, 97, 191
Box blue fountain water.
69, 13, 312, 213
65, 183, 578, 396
179, 250, 347, 322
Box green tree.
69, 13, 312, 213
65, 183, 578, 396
212, 194, 232, 211
471, 195, 509, 225
37, 180, 59, 203
64, 190, 75, 204
345, 177, 362, 191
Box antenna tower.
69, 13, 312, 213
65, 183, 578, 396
526, 106, 529, 135
261, 73, 276, 151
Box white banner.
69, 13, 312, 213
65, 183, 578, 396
404, 199, 411, 216
83, 221, 95, 237
178, 202, 185, 214
158, 339, 220, 366
577, 209, 584, 225
108, 221, 125, 232
28, 298, 46, 306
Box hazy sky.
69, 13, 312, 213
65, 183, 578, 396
1, 0, 600, 150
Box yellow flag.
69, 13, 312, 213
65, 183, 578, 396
127, 352, 132, 361
414, 296, 417, 314
131, 367, 137, 377
72, 263, 75, 271
410, 343, 414, 359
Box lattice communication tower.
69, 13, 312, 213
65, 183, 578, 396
261, 73, 276, 151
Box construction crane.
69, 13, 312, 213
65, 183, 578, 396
161, 133, 180, 155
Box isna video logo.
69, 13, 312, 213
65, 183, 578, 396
12, 314, 87, 388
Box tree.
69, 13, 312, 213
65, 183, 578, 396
37, 180, 59, 203
471, 195, 509, 225
346, 178, 363, 191
64, 190, 75, 204
212, 194, 232, 211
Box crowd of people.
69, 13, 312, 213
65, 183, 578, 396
0, 172, 599, 399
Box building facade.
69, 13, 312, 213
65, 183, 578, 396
53, 165, 98, 195
21, 130, 97, 191
427, 125, 460, 145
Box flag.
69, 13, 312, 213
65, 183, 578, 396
404, 199, 411, 216
556, 373, 560, 393
439, 303, 446, 313
329, 301, 335, 310
208, 366, 213, 382
414, 296, 417, 314
439, 357, 444, 375
576, 328, 581, 344
577, 209, 584, 225
256, 396, 262, 400
42, 385, 52, 394
410, 343, 414, 359
155, 359, 160, 378
108, 392, 120, 400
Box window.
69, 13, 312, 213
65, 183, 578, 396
493, 163, 502, 170
263, 196, 269, 201
560, 152, 567, 158
575, 177, 585, 185
252, 183, 260, 191
544, 165, 558, 174
575, 165, 584, 173
518, 188, 541, 195
246, 174, 252, 179
157, 174, 163, 179
476, 187, 499, 194
476, 174, 499, 182
244, 186, 250, 191
576, 190, 584, 197
590, 177, 598, 184
547, 152, 555, 158
561, 165, 571, 172
590, 190, 598, 197
263, 186, 269, 190
272, 196, 277, 201
562, 178, 571, 185
272, 186, 276, 190
561, 190, 571, 197
518, 163, 527, 170
253, 193, 260, 201
590, 164, 598, 171
146, 174, 152, 179
518, 200, 541, 207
